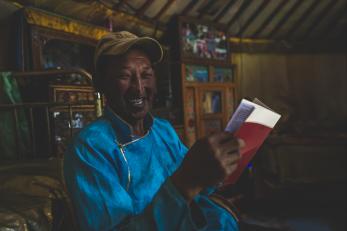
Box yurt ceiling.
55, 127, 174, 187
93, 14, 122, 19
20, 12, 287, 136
2, 0, 347, 41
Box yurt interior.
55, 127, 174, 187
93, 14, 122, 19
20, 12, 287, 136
0, 0, 346, 230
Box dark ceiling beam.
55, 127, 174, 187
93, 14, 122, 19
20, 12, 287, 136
268, 0, 303, 38
197, 0, 215, 19
153, 0, 176, 21
181, 0, 199, 16
320, 6, 346, 39
227, 0, 252, 31
115, 0, 127, 8
124, 3, 137, 13
114, 0, 137, 13
285, 0, 320, 39
214, 0, 237, 23
236, 0, 270, 37
300, 0, 338, 39
92, 1, 166, 37
252, 0, 289, 38
137, 0, 154, 16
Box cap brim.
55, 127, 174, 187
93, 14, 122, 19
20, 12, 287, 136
99, 37, 163, 65
131, 37, 163, 64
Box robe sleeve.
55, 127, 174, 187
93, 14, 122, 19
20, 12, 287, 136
64, 135, 207, 231
116, 179, 207, 231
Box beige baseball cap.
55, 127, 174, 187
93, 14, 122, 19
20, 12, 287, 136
94, 31, 163, 67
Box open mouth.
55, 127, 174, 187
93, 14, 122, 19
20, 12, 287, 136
127, 97, 145, 107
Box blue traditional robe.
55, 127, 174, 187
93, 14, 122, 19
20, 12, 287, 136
64, 107, 239, 231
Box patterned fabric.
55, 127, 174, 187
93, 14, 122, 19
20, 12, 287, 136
64, 107, 239, 230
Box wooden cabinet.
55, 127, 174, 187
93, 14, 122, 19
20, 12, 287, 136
181, 63, 236, 146
173, 17, 237, 146
21, 9, 109, 157
48, 83, 101, 157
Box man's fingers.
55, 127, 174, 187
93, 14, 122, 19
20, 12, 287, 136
225, 163, 238, 176
220, 138, 245, 154
210, 132, 234, 144
223, 152, 240, 166
238, 139, 245, 148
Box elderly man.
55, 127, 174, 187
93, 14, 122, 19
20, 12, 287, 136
64, 31, 243, 231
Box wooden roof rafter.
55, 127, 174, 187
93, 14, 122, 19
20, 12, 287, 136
236, 0, 270, 37
252, 0, 289, 38
285, 0, 320, 40
268, 0, 303, 38
6, 0, 346, 42
197, 0, 215, 19
137, 0, 154, 16
115, 0, 127, 8
227, 0, 252, 32
96, 1, 165, 37
113, 0, 137, 14
181, 0, 199, 16
320, 5, 347, 39
213, 0, 237, 23
153, 0, 176, 21
300, 0, 338, 39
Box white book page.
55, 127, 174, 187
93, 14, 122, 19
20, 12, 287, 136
225, 98, 281, 132
245, 100, 281, 128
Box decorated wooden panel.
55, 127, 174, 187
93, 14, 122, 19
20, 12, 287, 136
184, 87, 197, 147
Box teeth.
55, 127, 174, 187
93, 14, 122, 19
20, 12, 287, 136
129, 98, 144, 105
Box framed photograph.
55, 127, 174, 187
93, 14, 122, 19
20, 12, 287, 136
185, 64, 209, 82
213, 67, 233, 82
179, 18, 228, 62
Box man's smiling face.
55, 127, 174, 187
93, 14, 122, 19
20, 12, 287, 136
103, 49, 156, 123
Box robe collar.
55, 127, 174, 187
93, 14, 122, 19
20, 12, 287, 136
104, 106, 154, 144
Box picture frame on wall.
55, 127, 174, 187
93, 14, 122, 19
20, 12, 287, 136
179, 17, 229, 64
213, 67, 233, 82
185, 64, 209, 82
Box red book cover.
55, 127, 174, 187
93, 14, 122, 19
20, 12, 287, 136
224, 99, 281, 185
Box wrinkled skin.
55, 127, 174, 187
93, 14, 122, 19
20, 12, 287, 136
102, 49, 156, 135
101, 48, 243, 202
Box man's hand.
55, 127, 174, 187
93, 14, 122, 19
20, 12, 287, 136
172, 132, 245, 202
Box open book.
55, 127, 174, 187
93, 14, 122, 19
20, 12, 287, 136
224, 98, 281, 185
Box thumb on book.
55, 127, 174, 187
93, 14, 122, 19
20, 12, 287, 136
237, 139, 245, 148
